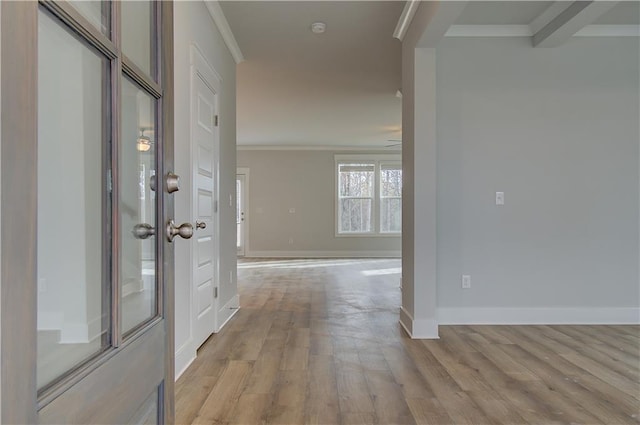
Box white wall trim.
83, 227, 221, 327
174, 340, 196, 381
122, 278, 143, 298
399, 307, 439, 339
575, 25, 640, 37
237, 144, 401, 152
446, 25, 532, 37
203, 1, 244, 64
245, 250, 401, 259
445, 24, 640, 38
216, 294, 240, 332
393, 0, 420, 41
37, 311, 63, 331
438, 307, 640, 325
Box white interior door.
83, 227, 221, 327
191, 47, 220, 347
236, 171, 248, 256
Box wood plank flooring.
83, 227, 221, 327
175, 258, 640, 424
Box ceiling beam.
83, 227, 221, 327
532, 1, 619, 47
393, 0, 421, 41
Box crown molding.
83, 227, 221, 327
446, 25, 532, 37
393, 0, 421, 41
237, 144, 401, 152
204, 1, 244, 64
575, 25, 640, 37
445, 24, 640, 38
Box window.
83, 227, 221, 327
380, 164, 402, 233
335, 155, 402, 235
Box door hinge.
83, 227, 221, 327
214, 287, 218, 298
214, 115, 219, 127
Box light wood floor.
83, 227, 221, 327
175, 258, 640, 425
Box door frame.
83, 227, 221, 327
236, 168, 249, 257
189, 43, 221, 341
0, 1, 176, 422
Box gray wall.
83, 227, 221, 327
435, 37, 639, 314
174, 1, 237, 377
237, 150, 401, 257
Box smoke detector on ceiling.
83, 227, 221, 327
311, 22, 326, 34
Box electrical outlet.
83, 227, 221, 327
496, 192, 505, 205
462, 275, 471, 289
289, 208, 296, 214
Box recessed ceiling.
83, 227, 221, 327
594, 2, 640, 25
221, 0, 639, 147
220, 1, 403, 147
455, 1, 556, 25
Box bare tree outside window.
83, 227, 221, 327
338, 163, 374, 233
380, 165, 402, 233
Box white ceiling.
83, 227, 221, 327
220, 1, 403, 147
221, 1, 639, 147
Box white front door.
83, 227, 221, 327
191, 47, 220, 346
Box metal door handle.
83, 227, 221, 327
166, 220, 193, 242
195, 220, 206, 230
132, 223, 155, 239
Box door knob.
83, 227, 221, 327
132, 223, 155, 239
166, 220, 193, 242
195, 220, 207, 230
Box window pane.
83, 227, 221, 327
122, 1, 154, 77
121, 78, 157, 335
68, 1, 109, 37
339, 199, 372, 233
381, 167, 402, 197
381, 198, 402, 233
37, 10, 109, 390
339, 163, 374, 197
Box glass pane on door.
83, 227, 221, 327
68, 0, 110, 37
120, 78, 157, 335
37, 9, 110, 390
121, 1, 154, 77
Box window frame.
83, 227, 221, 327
334, 154, 401, 237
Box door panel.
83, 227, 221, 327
1, 1, 176, 423
192, 64, 218, 347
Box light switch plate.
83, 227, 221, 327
496, 192, 505, 205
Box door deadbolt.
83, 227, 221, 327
166, 172, 180, 193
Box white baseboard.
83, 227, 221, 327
59, 316, 103, 344
38, 311, 63, 331
216, 294, 240, 332
437, 307, 640, 325
122, 278, 144, 298
175, 340, 196, 381
399, 307, 439, 339
245, 250, 401, 258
